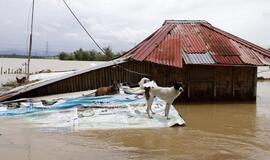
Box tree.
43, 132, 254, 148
103, 46, 114, 60
74, 48, 84, 60
89, 50, 98, 61
59, 52, 70, 60
67, 53, 75, 60
58, 47, 123, 61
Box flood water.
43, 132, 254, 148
1, 76, 270, 159
2, 81, 264, 160
71, 81, 270, 160
0, 58, 104, 85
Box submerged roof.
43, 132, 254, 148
123, 20, 270, 68
0, 58, 127, 102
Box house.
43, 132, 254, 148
1, 20, 270, 102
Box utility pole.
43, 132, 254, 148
46, 41, 49, 56
27, 0, 35, 79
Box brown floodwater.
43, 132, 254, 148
78, 81, 270, 160
1, 81, 270, 160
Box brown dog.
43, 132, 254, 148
95, 80, 120, 96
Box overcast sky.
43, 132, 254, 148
0, 0, 269, 55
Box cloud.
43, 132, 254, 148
64, 32, 80, 38
0, 0, 269, 54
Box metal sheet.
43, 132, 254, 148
198, 24, 240, 56
178, 24, 207, 53
230, 39, 263, 65
201, 23, 270, 64
183, 52, 216, 64
201, 23, 270, 59
122, 20, 270, 67
0, 59, 128, 102
212, 55, 243, 65
255, 53, 270, 66
145, 26, 182, 68
131, 24, 176, 61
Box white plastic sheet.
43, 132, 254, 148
23, 97, 185, 130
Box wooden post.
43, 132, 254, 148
213, 67, 217, 99
25, 63, 27, 74
187, 66, 190, 100
0, 67, 2, 75
231, 67, 235, 100
253, 67, 257, 99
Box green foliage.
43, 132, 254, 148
59, 51, 75, 60
58, 47, 122, 61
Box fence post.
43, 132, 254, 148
25, 63, 27, 74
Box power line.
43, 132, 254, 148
115, 63, 150, 77
61, 0, 105, 54
46, 41, 49, 55
61, 0, 150, 77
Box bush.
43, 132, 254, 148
59, 52, 75, 60
58, 47, 123, 61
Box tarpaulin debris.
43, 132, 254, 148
0, 94, 185, 130
0, 95, 144, 116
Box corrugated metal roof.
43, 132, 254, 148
198, 24, 240, 56
201, 23, 270, 59
129, 24, 176, 61
122, 20, 270, 67
178, 24, 207, 53
230, 39, 262, 65
212, 55, 243, 65
183, 52, 216, 64
0, 58, 128, 102
255, 53, 270, 65
145, 24, 182, 68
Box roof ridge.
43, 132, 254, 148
163, 20, 211, 25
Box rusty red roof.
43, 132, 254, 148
123, 20, 270, 68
